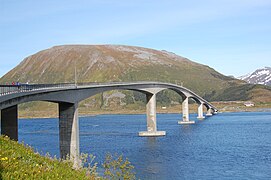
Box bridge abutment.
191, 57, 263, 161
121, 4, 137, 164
197, 103, 205, 120
178, 97, 195, 124
139, 93, 166, 137
1, 105, 18, 141
59, 102, 80, 168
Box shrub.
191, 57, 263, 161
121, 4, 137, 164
102, 153, 136, 180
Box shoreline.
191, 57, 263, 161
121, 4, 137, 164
18, 103, 271, 119
20, 110, 271, 120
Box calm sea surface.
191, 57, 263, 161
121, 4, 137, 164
18, 112, 271, 179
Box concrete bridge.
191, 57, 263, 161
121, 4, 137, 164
0, 81, 218, 167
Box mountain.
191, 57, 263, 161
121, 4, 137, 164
1, 45, 271, 105
238, 67, 271, 86
0, 45, 240, 92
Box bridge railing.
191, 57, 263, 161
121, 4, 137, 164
0, 83, 76, 96
0, 81, 185, 96
0, 81, 217, 110
0, 85, 19, 96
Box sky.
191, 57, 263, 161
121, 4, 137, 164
1, 0, 271, 78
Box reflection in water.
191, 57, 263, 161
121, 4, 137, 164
138, 137, 164, 179
180, 124, 194, 133
147, 137, 157, 148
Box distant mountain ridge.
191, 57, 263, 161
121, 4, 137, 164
238, 67, 271, 86
1, 45, 271, 104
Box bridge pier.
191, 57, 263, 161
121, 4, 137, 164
197, 103, 205, 120
206, 108, 213, 116
178, 97, 195, 124
139, 93, 166, 137
1, 105, 18, 141
59, 102, 80, 168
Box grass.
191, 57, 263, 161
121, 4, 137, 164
0, 136, 136, 180
0, 136, 92, 179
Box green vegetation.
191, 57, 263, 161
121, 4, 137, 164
0, 135, 90, 179
0, 135, 136, 180
212, 84, 271, 102
103, 154, 136, 180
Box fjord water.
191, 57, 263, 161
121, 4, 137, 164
18, 112, 271, 179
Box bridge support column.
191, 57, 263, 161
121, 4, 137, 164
197, 103, 205, 120
59, 102, 80, 168
178, 97, 195, 124
139, 93, 166, 137
206, 108, 213, 116
1, 105, 18, 141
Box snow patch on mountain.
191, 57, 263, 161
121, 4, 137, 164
238, 67, 271, 86
238, 72, 252, 80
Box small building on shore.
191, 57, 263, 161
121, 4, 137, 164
244, 102, 255, 107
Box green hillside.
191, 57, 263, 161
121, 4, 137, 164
1, 45, 270, 114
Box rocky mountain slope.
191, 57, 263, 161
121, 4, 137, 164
1, 45, 271, 105
238, 67, 271, 86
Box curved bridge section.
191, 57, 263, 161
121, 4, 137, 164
0, 81, 217, 110
0, 81, 218, 167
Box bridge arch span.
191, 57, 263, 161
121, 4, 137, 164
0, 82, 209, 110
0, 81, 218, 168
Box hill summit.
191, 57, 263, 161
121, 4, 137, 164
1, 45, 271, 103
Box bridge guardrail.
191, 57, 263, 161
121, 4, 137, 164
0, 81, 194, 96
0, 81, 218, 111
0, 81, 159, 96
0, 83, 76, 96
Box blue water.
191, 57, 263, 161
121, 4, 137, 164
18, 112, 271, 179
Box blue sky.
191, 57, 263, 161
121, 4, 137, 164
1, 0, 271, 77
